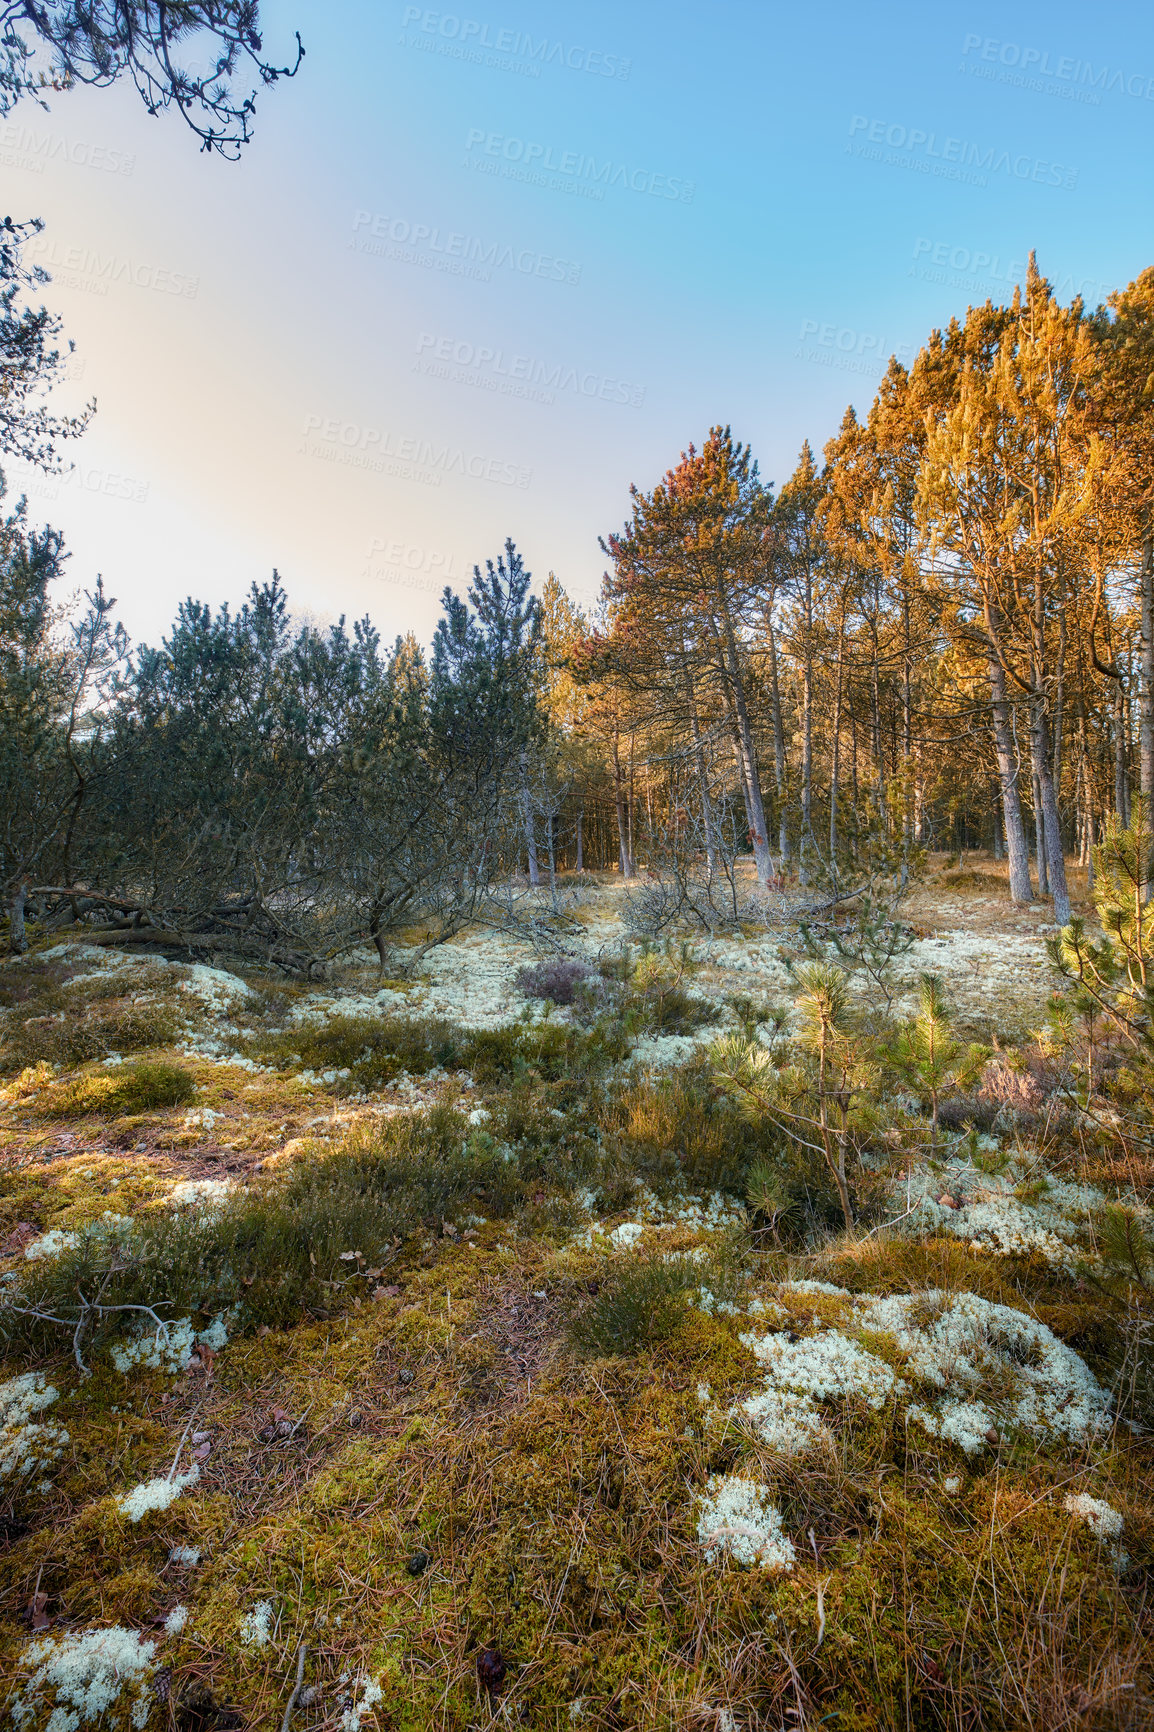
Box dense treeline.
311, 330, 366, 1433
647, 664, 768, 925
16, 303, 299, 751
4, 242, 1154, 969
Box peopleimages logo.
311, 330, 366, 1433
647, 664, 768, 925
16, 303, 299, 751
12, 460, 149, 505
400, 7, 630, 78
910, 239, 1116, 306
363, 537, 459, 596
464, 128, 695, 202
846, 116, 1077, 190
0, 119, 135, 174
794, 320, 912, 378
350, 211, 581, 285
414, 333, 645, 408
28, 236, 198, 299
300, 415, 532, 490
961, 34, 1154, 100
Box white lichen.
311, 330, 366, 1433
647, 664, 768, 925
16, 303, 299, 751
117, 1465, 199, 1522
22, 1228, 80, 1261
1064, 1492, 1123, 1541
239, 1599, 275, 1646
0, 1373, 69, 1484
167, 1178, 232, 1208
857, 1290, 1110, 1454
110, 1319, 196, 1376
10, 1626, 157, 1731
339, 1676, 384, 1731
696, 1474, 796, 1570
725, 1284, 1110, 1462
110, 1312, 228, 1374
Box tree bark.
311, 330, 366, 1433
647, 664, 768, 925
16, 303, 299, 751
829, 607, 846, 868
8, 880, 28, 955
800, 572, 814, 882
684, 668, 718, 878
764, 610, 790, 861
520, 753, 539, 886
1031, 702, 1071, 924
611, 728, 631, 877
1115, 680, 1130, 824
717, 608, 774, 888
987, 654, 1034, 901
1141, 527, 1154, 800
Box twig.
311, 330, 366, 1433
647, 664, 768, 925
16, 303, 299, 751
2, 1288, 173, 1381
168, 1410, 200, 1481
280, 1644, 308, 1732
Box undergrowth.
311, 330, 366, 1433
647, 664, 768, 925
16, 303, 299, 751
1, 900, 1153, 1731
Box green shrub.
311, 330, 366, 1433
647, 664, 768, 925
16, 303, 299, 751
53, 1059, 196, 1117
567, 1252, 703, 1356
1, 997, 181, 1075
568, 1240, 748, 1356
2, 1107, 526, 1347
245, 1011, 629, 1095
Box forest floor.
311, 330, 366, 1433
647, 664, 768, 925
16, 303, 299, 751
0, 857, 1150, 1732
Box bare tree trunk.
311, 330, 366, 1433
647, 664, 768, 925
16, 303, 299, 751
1115, 680, 1129, 823
1031, 701, 1070, 924
575, 809, 584, 873
765, 610, 789, 861
685, 668, 717, 878
1141, 527, 1154, 801
626, 735, 635, 879
520, 754, 539, 886
718, 609, 773, 888
988, 655, 1033, 901
829, 609, 846, 869
868, 602, 885, 819
1032, 762, 1049, 895
800, 576, 814, 882
611, 729, 631, 877
8, 880, 28, 955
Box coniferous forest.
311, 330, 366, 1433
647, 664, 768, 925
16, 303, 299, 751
2, 9, 1154, 1732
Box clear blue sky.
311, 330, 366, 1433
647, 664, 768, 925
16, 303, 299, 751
5, 0, 1152, 645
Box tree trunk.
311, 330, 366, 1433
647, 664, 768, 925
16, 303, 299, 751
8, 880, 28, 955
575, 809, 584, 873
611, 729, 631, 877
626, 735, 635, 879
520, 753, 539, 886
987, 654, 1033, 901
1115, 681, 1129, 824
1141, 527, 1154, 800
1032, 764, 1049, 895
718, 608, 774, 888
829, 608, 846, 868
765, 610, 790, 861
685, 671, 718, 878
1031, 701, 1071, 924
800, 576, 814, 882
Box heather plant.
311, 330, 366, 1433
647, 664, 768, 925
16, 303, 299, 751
567, 1243, 743, 1357
1, 1106, 527, 1350
51, 1058, 195, 1117
515, 957, 597, 1005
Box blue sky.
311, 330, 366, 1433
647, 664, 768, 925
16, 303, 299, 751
4, 0, 1152, 645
